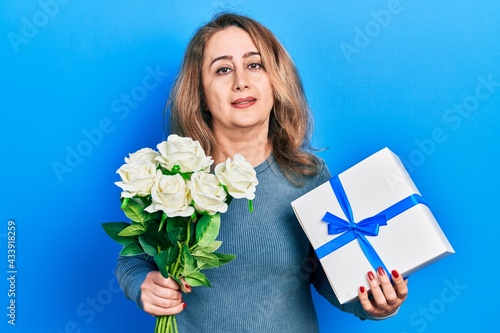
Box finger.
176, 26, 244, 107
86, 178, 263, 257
179, 277, 192, 293
152, 273, 193, 294
150, 284, 183, 300
391, 269, 408, 300
141, 273, 182, 301
143, 300, 187, 316
150, 272, 181, 290
366, 270, 388, 309
150, 294, 182, 308
376, 267, 398, 306
358, 285, 376, 314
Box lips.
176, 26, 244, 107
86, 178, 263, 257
231, 97, 257, 109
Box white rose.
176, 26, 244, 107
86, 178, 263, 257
115, 159, 158, 198
156, 134, 213, 173
187, 172, 228, 215
125, 147, 160, 165
145, 172, 195, 217
215, 154, 259, 200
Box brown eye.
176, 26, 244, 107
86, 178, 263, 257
248, 63, 263, 70
216, 67, 232, 75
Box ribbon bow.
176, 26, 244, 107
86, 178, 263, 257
315, 176, 427, 274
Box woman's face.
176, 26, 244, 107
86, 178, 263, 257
201, 27, 274, 136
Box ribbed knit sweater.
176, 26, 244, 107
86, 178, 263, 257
116, 155, 381, 332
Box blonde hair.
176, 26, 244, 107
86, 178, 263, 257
167, 13, 320, 185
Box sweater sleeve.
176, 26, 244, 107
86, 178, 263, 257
116, 254, 157, 310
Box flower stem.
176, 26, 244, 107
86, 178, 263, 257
120, 197, 130, 210
173, 315, 179, 333
171, 242, 182, 277
154, 215, 193, 332
186, 216, 192, 246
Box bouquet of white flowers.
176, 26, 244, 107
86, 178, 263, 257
102, 134, 258, 333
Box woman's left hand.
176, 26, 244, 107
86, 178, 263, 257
358, 267, 408, 318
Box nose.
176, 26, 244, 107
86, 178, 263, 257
232, 69, 250, 91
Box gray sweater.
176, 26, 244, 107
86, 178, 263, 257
116, 155, 382, 332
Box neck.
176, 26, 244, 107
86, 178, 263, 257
213, 130, 272, 167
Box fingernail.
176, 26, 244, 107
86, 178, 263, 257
183, 303, 187, 309
391, 270, 400, 279
377, 267, 385, 276
359, 286, 365, 293
185, 284, 191, 289
367, 271, 375, 281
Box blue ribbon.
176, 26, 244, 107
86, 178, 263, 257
315, 176, 427, 273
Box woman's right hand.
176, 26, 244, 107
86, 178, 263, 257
140, 271, 192, 316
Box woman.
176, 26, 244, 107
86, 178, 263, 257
117, 13, 408, 332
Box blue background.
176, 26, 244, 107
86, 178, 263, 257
1, 1, 499, 332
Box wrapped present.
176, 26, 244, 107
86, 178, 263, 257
291, 148, 454, 304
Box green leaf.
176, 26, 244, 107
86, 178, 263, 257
166, 246, 179, 266
158, 213, 167, 232
192, 249, 219, 270
179, 171, 193, 181
139, 236, 157, 256
201, 240, 222, 253
184, 271, 211, 288
153, 251, 170, 279
101, 222, 136, 245
117, 224, 145, 237
213, 252, 237, 267
166, 217, 188, 243
195, 214, 220, 248
144, 211, 161, 224
188, 218, 196, 247
122, 199, 147, 223
120, 242, 144, 256
158, 231, 172, 248
181, 244, 197, 276
168, 227, 184, 244
145, 220, 172, 248
143, 222, 161, 247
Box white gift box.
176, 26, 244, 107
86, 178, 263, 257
291, 148, 454, 304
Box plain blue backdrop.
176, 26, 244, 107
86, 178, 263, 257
1, 1, 499, 332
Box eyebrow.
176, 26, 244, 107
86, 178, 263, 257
210, 51, 261, 67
